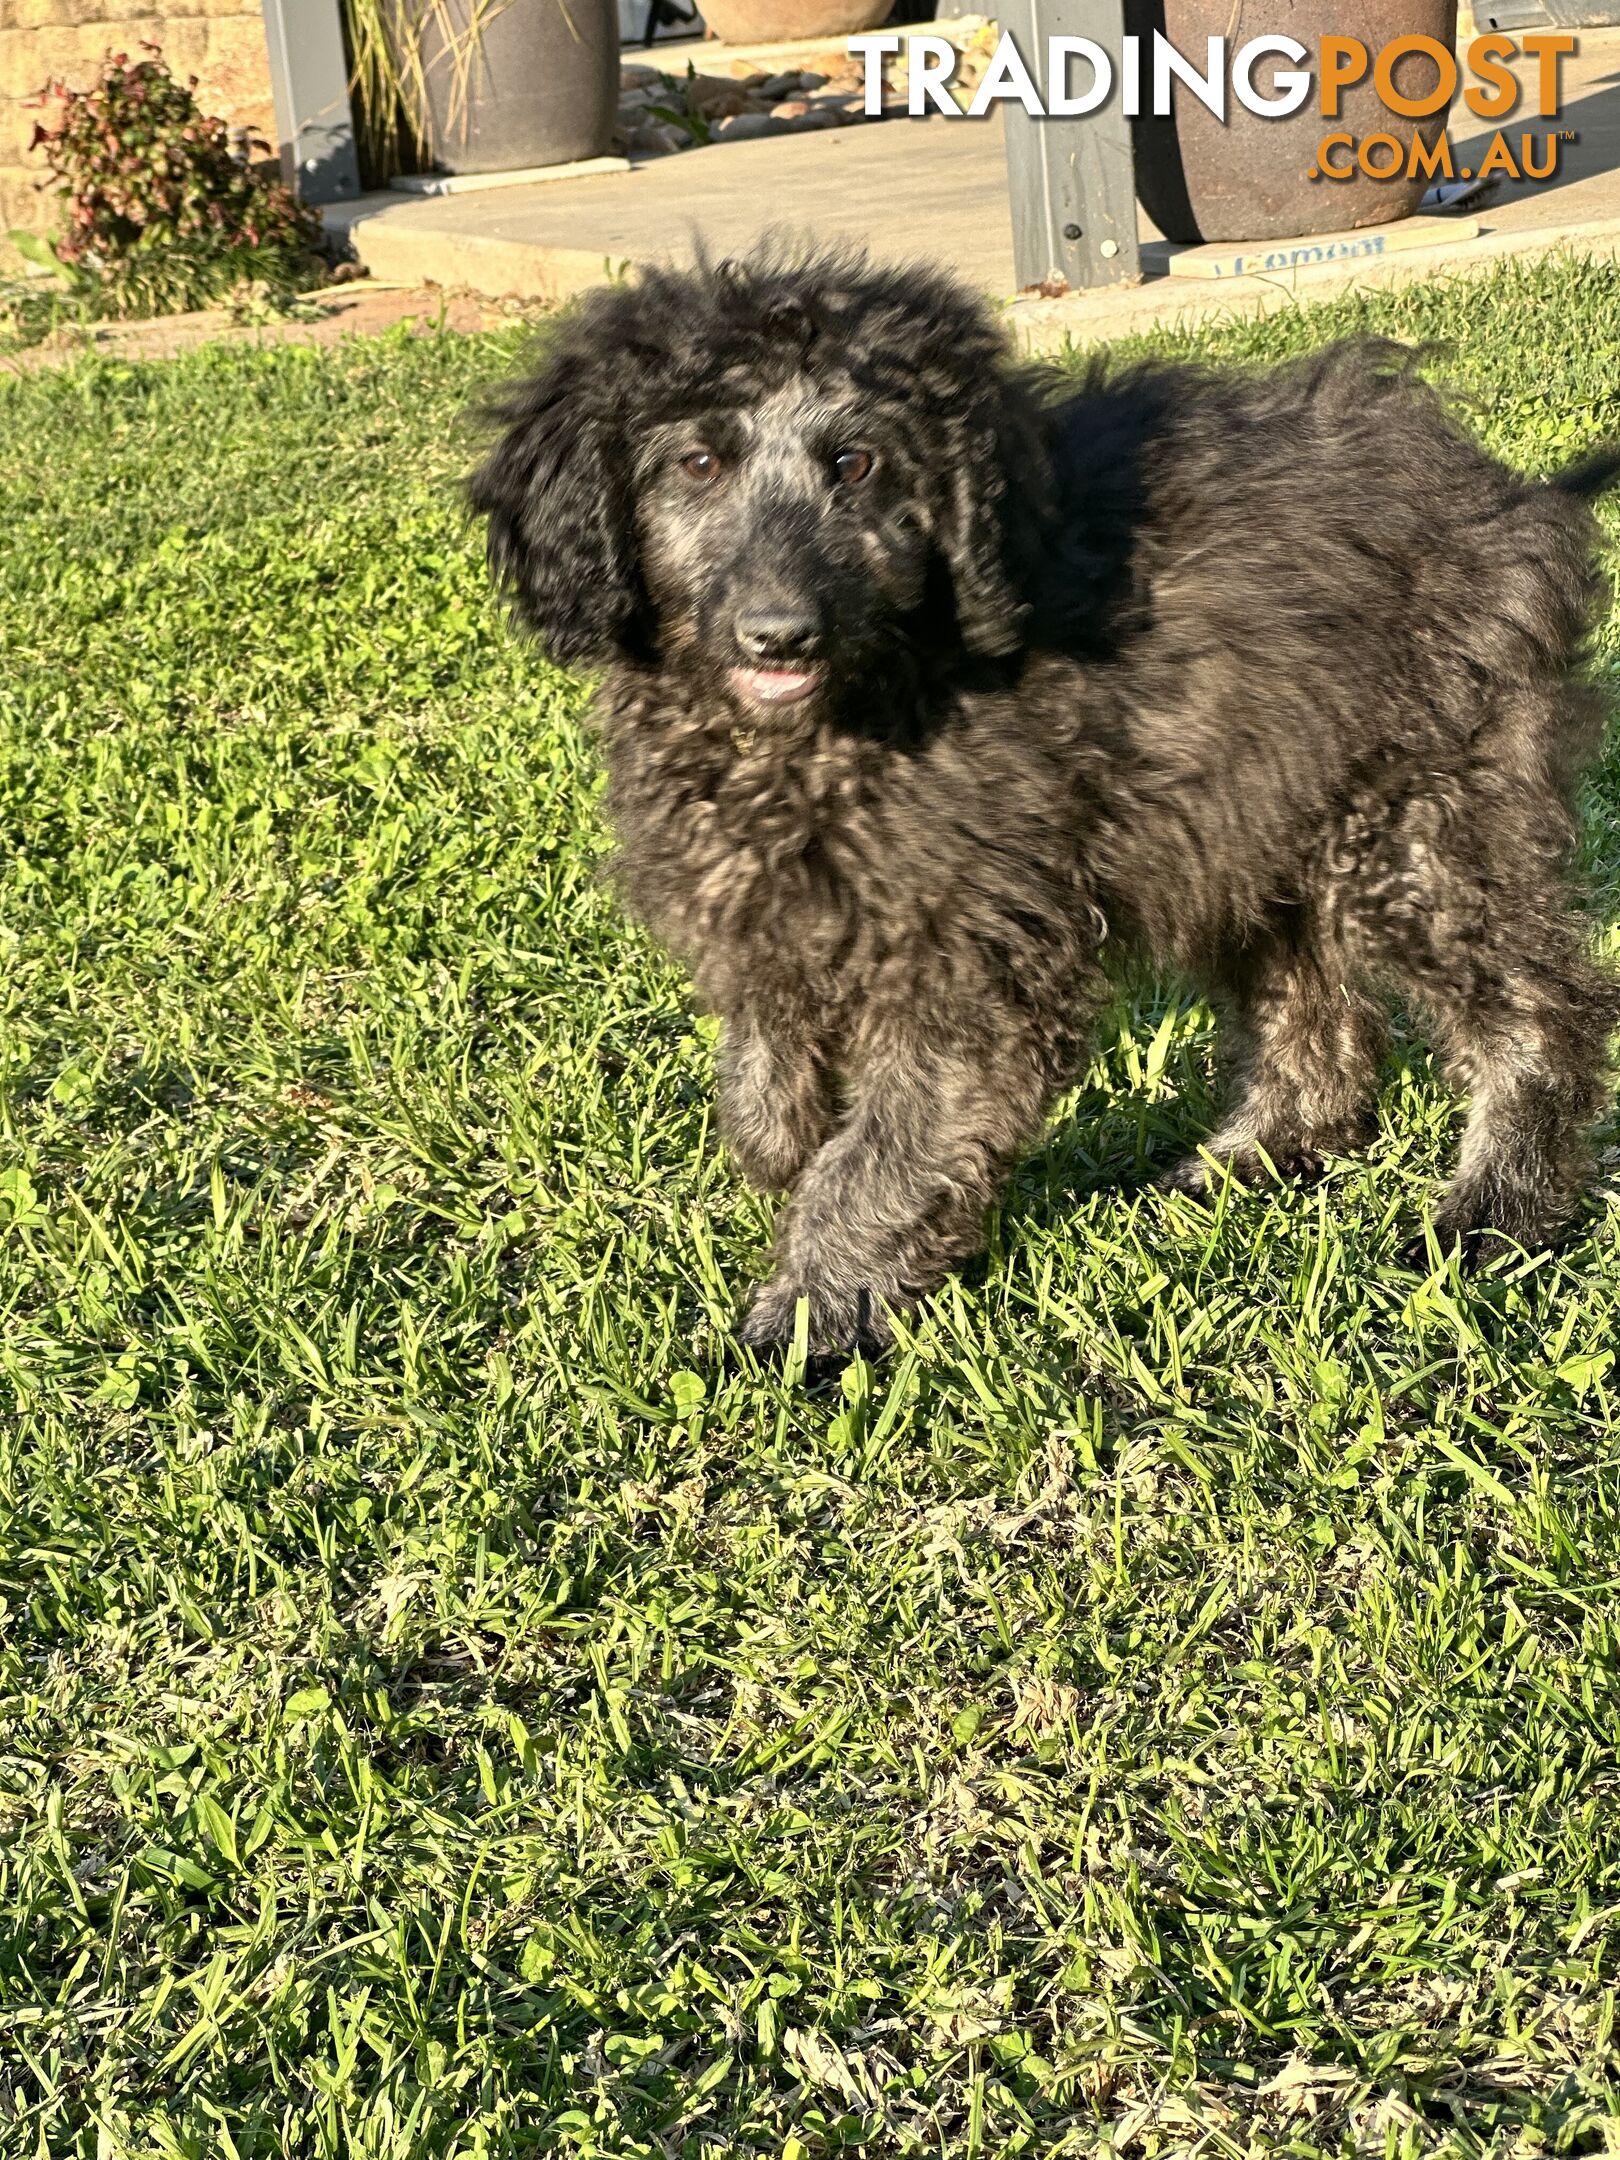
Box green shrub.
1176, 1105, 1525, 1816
15, 46, 326, 320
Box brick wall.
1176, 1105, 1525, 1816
1, 0, 277, 263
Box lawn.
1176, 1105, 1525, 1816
3, 255, 1620, 2160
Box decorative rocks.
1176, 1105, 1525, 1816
628, 120, 695, 153
713, 110, 775, 138
684, 74, 756, 116
611, 20, 994, 159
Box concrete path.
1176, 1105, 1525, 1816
325, 29, 1620, 346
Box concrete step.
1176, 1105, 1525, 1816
321, 23, 1620, 343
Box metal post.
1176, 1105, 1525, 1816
1000, 0, 1140, 293
261, 0, 362, 204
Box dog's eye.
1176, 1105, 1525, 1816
679, 450, 722, 484
832, 448, 874, 486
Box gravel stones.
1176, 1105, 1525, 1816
611, 21, 993, 158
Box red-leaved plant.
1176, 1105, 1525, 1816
20, 47, 324, 314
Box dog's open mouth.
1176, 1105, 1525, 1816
729, 664, 824, 708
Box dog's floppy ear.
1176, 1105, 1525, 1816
939, 418, 1032, 659
469, 336, 641, 667
925, 331, 1053, 659
856, 266, 1040, 660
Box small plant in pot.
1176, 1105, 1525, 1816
344, 0, 621, 182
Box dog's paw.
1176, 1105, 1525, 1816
1397, 1227, 1495, 1274
1158, 1141, 1324, 1197
1157, 1152, 1219, 1197
738, 1276, 894, 1375
1404, 1178, 1574, 1273
1398, 1212, 1530, 1275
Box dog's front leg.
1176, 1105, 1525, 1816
738, 1032, 1052, 1361
717, 1004, 837, 1193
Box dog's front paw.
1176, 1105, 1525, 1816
1158, 1140, 1323, 1196
1158, 1149, 1249, 1197
1400, 1199, 1537, 1274
738, 1275, 895, 1372
1396, 1224, 1513, 1274
1401, 1175, 1577, 1273
1157, 1152, 1219, 1197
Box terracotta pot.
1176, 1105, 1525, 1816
698, 0, 890, 44
406, 0, 620, 174
1127, 0, 1459, 243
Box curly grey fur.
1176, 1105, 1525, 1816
470, 248, 1620, 1359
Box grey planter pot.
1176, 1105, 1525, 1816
1127, 0, 1458, 243
1474, 4, 1620, 21
697, 0, 889, 40
408, 0, 620, 173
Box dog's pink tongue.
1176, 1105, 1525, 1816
731, 665, 820, 706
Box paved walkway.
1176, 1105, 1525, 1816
325, 30, 1620, 345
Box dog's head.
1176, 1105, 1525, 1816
469, 251, 1047, 714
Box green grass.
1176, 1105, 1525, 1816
2, 255, 1620, 2160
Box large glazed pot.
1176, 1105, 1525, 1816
698, 0, 890, 43
1127, 0, 1459, 243
405, 0, 620, 174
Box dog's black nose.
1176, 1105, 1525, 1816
735, 609, 820, 661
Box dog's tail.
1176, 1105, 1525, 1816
1550, 444, 1620, 501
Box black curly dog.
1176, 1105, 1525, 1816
471, 249, 1620, 1359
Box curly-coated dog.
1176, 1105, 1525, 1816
470, 249, 1620, 1359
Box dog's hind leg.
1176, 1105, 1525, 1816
1338, 781, 1619, 1255
1161, 922, 1387, 1194
1402, 923, 1616, 1255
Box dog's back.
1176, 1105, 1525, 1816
1027, 343, 1613, 962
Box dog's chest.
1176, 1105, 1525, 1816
648, 738, 907, 966
607, 700, 1087, 1014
